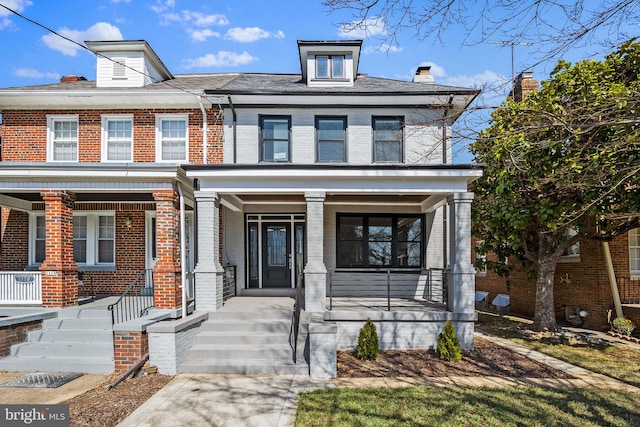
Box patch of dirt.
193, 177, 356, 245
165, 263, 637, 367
65, 372, 172, 427
337, 337, 572, 378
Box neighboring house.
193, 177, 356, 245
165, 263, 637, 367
474, 73, 640, 330
0, 39, 481, 376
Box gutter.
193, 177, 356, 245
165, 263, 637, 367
228, 95, 237, 163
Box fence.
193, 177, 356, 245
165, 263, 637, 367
0, 272, 42, 305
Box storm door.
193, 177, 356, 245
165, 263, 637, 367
262, 223, 291, 288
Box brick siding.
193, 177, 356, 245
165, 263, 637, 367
114, 330, 149, 373
0, 320, 42, 357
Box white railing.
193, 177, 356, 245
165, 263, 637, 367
0, 271, 43, 305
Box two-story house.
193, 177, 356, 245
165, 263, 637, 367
0, 39, 481, 377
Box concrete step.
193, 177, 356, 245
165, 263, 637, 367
207, 311, 294, 321
193, 331, 295, 346
27, 329, 113, 343
200, 319, 292, 334
179, 358, 308, 375
11, 341, 113, 358
0, 356, 114, 374
56, 307, 112, 320
42, 318, 112, 330
186, 344, 293, 360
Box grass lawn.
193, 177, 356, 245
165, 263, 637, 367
295, 386, 640, 427
477, 313, 640, 388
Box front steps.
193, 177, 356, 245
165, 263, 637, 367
180, 297, 309, 375
0, 306, 114, 374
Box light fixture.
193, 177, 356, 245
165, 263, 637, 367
125, 216, 133, 229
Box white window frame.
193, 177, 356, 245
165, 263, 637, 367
315, 55, 345, 79
47, 114, 79, 162
29, 214, 47, 265
630, 228, 640, 277
101, 114, 133, 162
156, 114, 189, 162
560, 227, 581, 262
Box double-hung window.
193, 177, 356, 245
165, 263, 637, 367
630, 228, 640, 276
373, 116, 403, 163
316, 55, 345, 79
102, 115, 133, 162
560, 228, 580, 260
316, 117, 346, 163
260, 116, 290, 162
337, 214, 423, 268
156, 114, 188, 162
47, 115, 78, 162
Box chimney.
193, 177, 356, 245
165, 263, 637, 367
60, 75, 87, 83
413, 66, 435, 84
512, 71, 538, 102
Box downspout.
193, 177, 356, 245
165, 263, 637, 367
442, 102, 450, 268
177, 182, 187, 318
603, 241, 624, 319
228, 95, 237, 163
198, 97, 208, 165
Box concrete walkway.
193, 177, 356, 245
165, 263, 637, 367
117, 331, 640, 427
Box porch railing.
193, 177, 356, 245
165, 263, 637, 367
291, 270, 304, 363
0, 271, 42, 305
107, 269, 154, 325
327, 268, 450, 311
619, 277, 640, 304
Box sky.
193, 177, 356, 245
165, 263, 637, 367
0, 0, 637, 160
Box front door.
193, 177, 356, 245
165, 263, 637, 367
262, 223, 291, 288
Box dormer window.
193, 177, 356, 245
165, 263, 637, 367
316, 55, 345, 79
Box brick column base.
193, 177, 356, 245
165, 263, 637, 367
114, 331, 149, 373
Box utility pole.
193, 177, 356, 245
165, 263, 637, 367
488, 40, 533, 98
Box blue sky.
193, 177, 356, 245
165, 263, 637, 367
0, 0, 636, 161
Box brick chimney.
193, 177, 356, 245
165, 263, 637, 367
59, 75, 87, 83
413, 66, 435, 84
512, 71, 538, 102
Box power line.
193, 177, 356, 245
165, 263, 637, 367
0, 2, 207, 100
488, 40, 533, 98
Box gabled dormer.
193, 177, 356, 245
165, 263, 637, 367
297, 40, 362, 87
85, 40, 174, 88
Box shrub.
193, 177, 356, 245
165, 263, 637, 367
356, 318, 379, 360
611, 317, 635, 336
437, 320, 463, 362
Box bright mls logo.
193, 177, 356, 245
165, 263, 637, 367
1, 405, 69, 426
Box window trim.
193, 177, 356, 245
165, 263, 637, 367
372, 116, 404, 163
101, 114, 134, 162
46, 114, 79, 162
315, 116, 347, 163
155, 114, 189, 163
259, 115, 291, 163
630, 228, 640, 276
559, 227, 581, 263
315, 55, 345, 79
336, 213, 424, 269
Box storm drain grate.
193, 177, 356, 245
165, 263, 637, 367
0, 372, 83, 388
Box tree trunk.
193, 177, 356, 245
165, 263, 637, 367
533, 231, 560, 331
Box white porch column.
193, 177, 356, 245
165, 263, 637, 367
304, 191, 327, 312
447, 192, 475, 314
193, 191, 225, 311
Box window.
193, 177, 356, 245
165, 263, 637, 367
33, 215, 46, 264
102, 115, 133, 161
260, 116, 290, 162
47, 115, 78, 162
156, 115, 188, 162
475, 241, 487, 275
73, 214, 115, 265
373, 117, 403, 163
630, 228, 640, 275
316, 55, 345, 79
561, 228, 580, 258
316, 117, 346, 163
337, 214, 422, 268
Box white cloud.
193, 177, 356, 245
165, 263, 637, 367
150, 0, 174, 13
442, 70, 505, 89
183, 51, 257, 69
189, 29, 220, 42
42, 22, 123, 56
110, 0, 130, 3
0, 0, 32, 29
14, 68, 60, 80
224, 27, 284, 43
363, 43, 404, 54
182, 11, 228, 27
339, 17, 386, 38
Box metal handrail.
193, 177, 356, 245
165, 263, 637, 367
107, 269, 154, 325
291, 270, 303, 363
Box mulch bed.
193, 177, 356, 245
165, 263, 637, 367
337, 337, 572, 378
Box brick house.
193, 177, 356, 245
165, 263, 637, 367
0, 39, 482, 376
474, 73, 640, 330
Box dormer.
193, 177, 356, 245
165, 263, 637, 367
85, 40, 174, 88
298, 40, 362, 87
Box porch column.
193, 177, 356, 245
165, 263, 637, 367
40, 190, 78, 307
153, 189, 181, 310
304, 192, 327, 312
447, 192, 475, 314
193, 191, 224, 311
